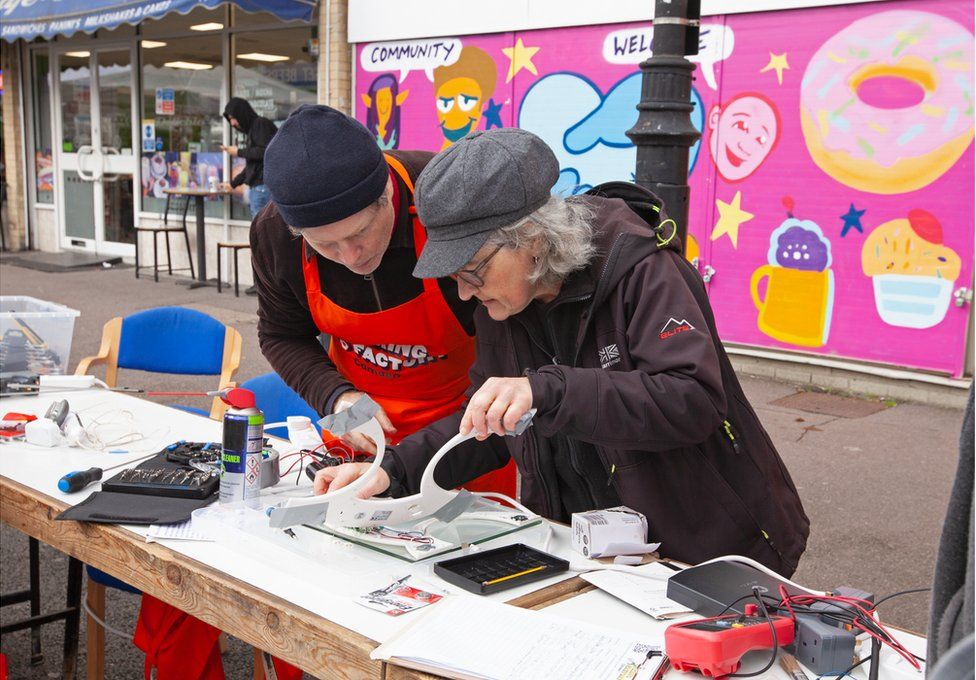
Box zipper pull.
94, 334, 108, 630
607, 463, 616, 487
723, 420, 740, 454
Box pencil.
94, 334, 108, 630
481, 565, 547, 586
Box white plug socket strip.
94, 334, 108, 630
39, 375, 97, 390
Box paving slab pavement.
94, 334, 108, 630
0, 261, 967, 678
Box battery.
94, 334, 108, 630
220, 406, 264, 508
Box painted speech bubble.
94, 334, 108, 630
360, 38, 462, 83
602, 23, 734, 90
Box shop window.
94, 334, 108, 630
32, 51, 54, 203
230, 27, 316, 221
59, 52, 91, 153
140, 36, 224, 218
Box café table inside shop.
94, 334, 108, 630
163, 187, 233, 290
0, 390, 928, 680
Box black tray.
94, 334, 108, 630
433, 543, 569, 595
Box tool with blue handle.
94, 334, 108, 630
58, 452, 159, 493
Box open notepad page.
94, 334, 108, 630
371, 595, 664, 680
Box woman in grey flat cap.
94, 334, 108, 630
314, 128, 810, 575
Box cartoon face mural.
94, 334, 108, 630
800, 10, 974, 194
750, 199, 834, 348
432, 46, 497, 149
362, 73, 409, 150
861, 209, 962, 328
708, 92, 781, 182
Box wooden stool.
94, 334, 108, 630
217, 242, 251, 297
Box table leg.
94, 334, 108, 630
182, 196, 216, 289
29, 537, 43, 665
62, 557, 83, 680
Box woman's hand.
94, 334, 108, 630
332, 390, 397, 454
314, 462, 391, 498
460, 377, 533, 440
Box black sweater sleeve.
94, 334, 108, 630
250, 209, 354, 416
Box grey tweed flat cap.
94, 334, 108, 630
413, 128, 559, 279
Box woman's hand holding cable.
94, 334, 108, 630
460, 377, 533, 440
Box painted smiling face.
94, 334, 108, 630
435, 77, 484, 146
432, 46, 497, 150
708, 93, 780, 182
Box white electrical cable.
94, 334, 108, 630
81, 598, 132, 640
692, 555, 826, 595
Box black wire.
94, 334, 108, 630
730, 588, 779, 678
717, 594, 757, 616
816, 656, 869, 680
872, 587, 930, 608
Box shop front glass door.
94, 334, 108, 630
57, 47, 136, 255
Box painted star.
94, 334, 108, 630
710, 191, 754, 249
759, 52, 790, 86
483, 99, 504, 129
502, 38, 540, 83
839, 203, 866, 237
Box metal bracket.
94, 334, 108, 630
653, 17, 701, 26
954, 287, 973, 307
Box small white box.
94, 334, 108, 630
572, 506, 649, 558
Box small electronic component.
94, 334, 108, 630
44, 399, 70, 427
102, 467, 219, 500
433, 543, 568, 595
164, 440, 222, 465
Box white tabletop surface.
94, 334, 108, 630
1, 388, 929, 680
0, 388, 581, 645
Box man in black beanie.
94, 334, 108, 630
251, 104, 515, 490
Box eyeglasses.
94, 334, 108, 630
450, 244, 503, 288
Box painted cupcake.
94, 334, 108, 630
861, 209, 961, 329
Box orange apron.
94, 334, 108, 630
301, 155, 515, 495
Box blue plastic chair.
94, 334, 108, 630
75, 306, 243, 419
241, 372, 320, 437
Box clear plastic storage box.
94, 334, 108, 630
0, 296, 81, 375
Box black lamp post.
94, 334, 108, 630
626, 0, 702, 251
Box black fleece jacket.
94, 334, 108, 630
383, 194, 810, 575
223, 97, 277, 188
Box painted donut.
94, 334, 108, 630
800, 10, 974, 194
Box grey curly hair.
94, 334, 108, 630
487, 194, 596, 288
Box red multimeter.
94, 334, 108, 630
664, 604, 795, 678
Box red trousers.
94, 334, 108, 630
134, 595, 302, 679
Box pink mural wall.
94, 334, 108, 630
355, 0, 974, 377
